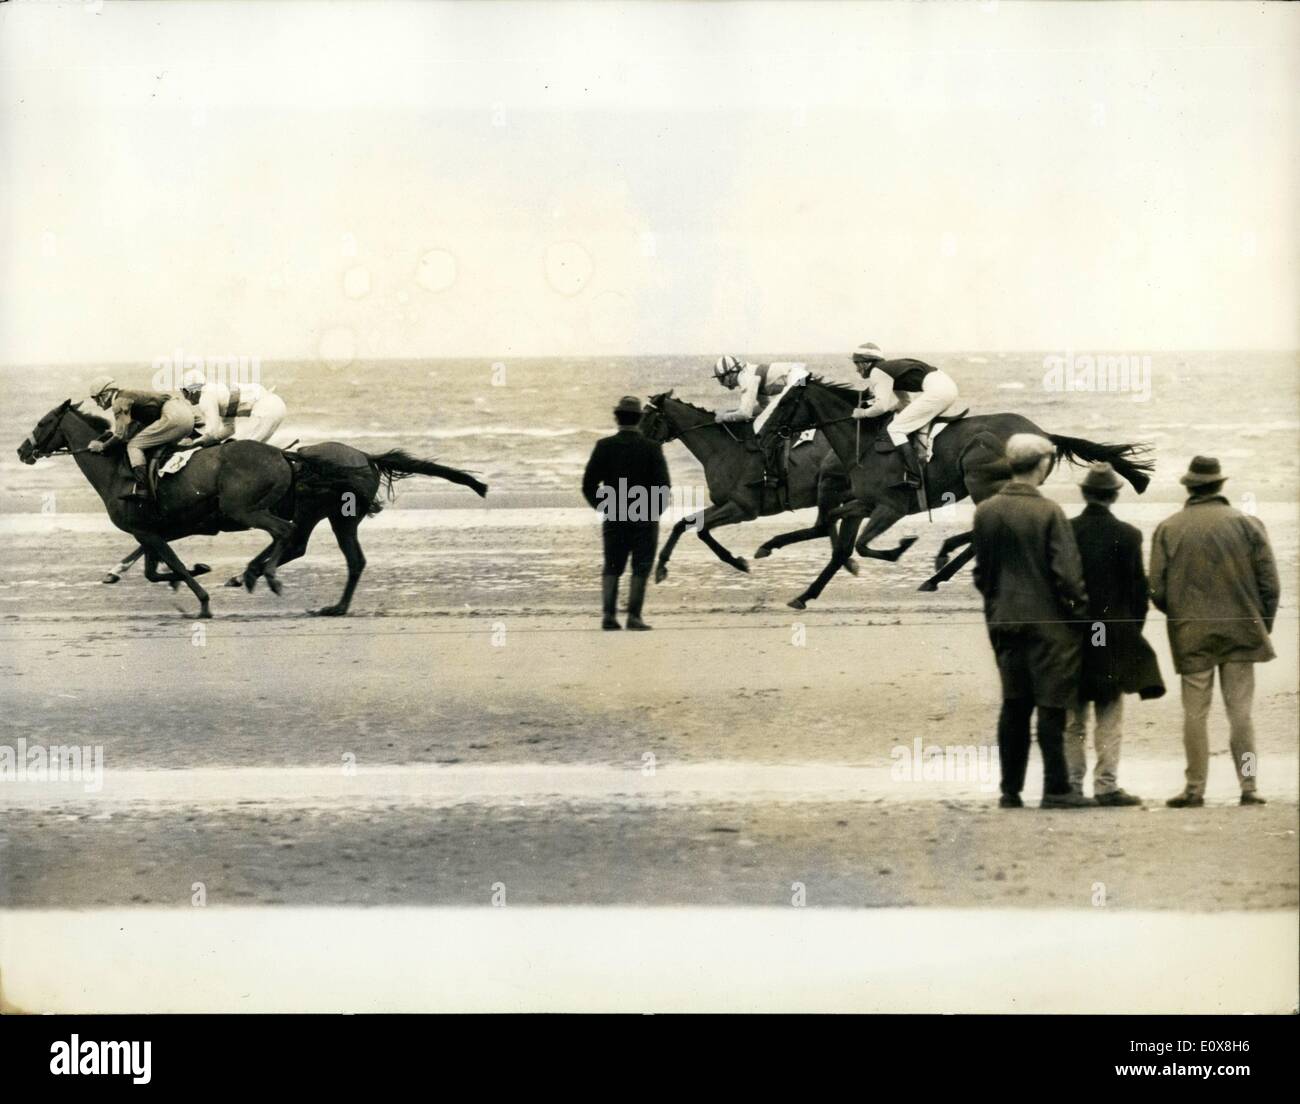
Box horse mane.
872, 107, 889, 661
651, 391, 724, 422
803, 374, 860, 405
69, 404, 110, 432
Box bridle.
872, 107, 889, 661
23, 401, 93, 459
647, 400, 742, 444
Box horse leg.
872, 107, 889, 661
788, 513, 864, 610
102, 544, 145, 584
933, 530, 973, 571
695, 501, 754, 574
137, 534, 210, 618
311, 513, 366, 617
141, 549, 212, 588
853, 504, 915, 561
918, 543, 976, 592
654, 515, 693, 584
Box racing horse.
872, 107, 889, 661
638, 391, 861, 584
758, 376, 1153, 609
17, 401, 486, 617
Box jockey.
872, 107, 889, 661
713, 355, 810, 486
181, 374, 287, 447
84, 375, 196, 500
850, 342, 960, 488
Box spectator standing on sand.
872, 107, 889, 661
1150, 456, 1280, 808
972, 433, 1095, 809
582, 396, 671, 632
1064, 462, 1165, 807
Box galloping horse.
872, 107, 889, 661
758, 376, 1153, 609
17, 401, 486, 617
638, 391, 860, 584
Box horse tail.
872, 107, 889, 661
1046, 434, 1154, 493
365, 448, 489, 501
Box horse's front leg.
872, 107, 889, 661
654, 515, 694, 584
789, 512, 864, 610
138, 535, 211, 618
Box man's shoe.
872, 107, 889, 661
1240, 792, 1267, 806
1166, 792, 1204, 808
998, 794, 1024, 809
1041, 791, 1098, 809
1095, 789, 1143, 807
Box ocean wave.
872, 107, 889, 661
287, 424, 598, 442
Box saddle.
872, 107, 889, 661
872, 407, 969, 456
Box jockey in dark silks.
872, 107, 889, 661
850, 342, 960, 488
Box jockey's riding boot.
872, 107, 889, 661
889, 440, 923, 489
601, 574, 621, 631
121, 463, 150, 500
625, 574, 652, 631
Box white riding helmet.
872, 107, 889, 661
88, 374, 118, 400
713, 354, 743, 387
181, 368, 207, 401
852, 342, 885, 365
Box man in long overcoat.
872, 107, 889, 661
1065, 462, 1165, 806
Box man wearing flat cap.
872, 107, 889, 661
1065, 462, 1165, 807
1151, 456, 1280, 807
973, 433, 1094, 808
582, 396, 671, 631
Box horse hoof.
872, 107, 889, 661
787, 598, 807, 611
654, 566, 668, 584
734, 558, 750, 574
100, 573, 120, 585
191, 563, 211, 577
845, 558, 860, 576
266, 576, 283, 597
224, 575, 243, 588
242, 571, 259, 593
311, 604, 348, 617
753, 547, 772, 559
196, 606, 213, 620
918, 581, 939, 592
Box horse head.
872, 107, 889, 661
17, 400, 77, 464
638, 391, 674, 442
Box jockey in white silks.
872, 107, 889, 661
181, 376, 287, 446
849, 342, 960, 488
712, 355, 812, 487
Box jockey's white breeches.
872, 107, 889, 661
234, 392, 287, 443
887, 370, 959, 445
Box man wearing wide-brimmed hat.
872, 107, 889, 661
1065, 462, 1166, 807
582, 396, 672, 631
1151, 456, 1280, 807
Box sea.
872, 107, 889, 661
3, 351, 1298, 512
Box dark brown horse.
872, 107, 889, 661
758, 376, 1153, 608
638, 391, 860, 584
17, 402, 486, 617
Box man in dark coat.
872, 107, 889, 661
973, 433, 1094, 809
582, 396, 672, 631
1065, 462, 1166, 807
1151, 456, 1280, 807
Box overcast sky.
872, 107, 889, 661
1, 1, 1296, 364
